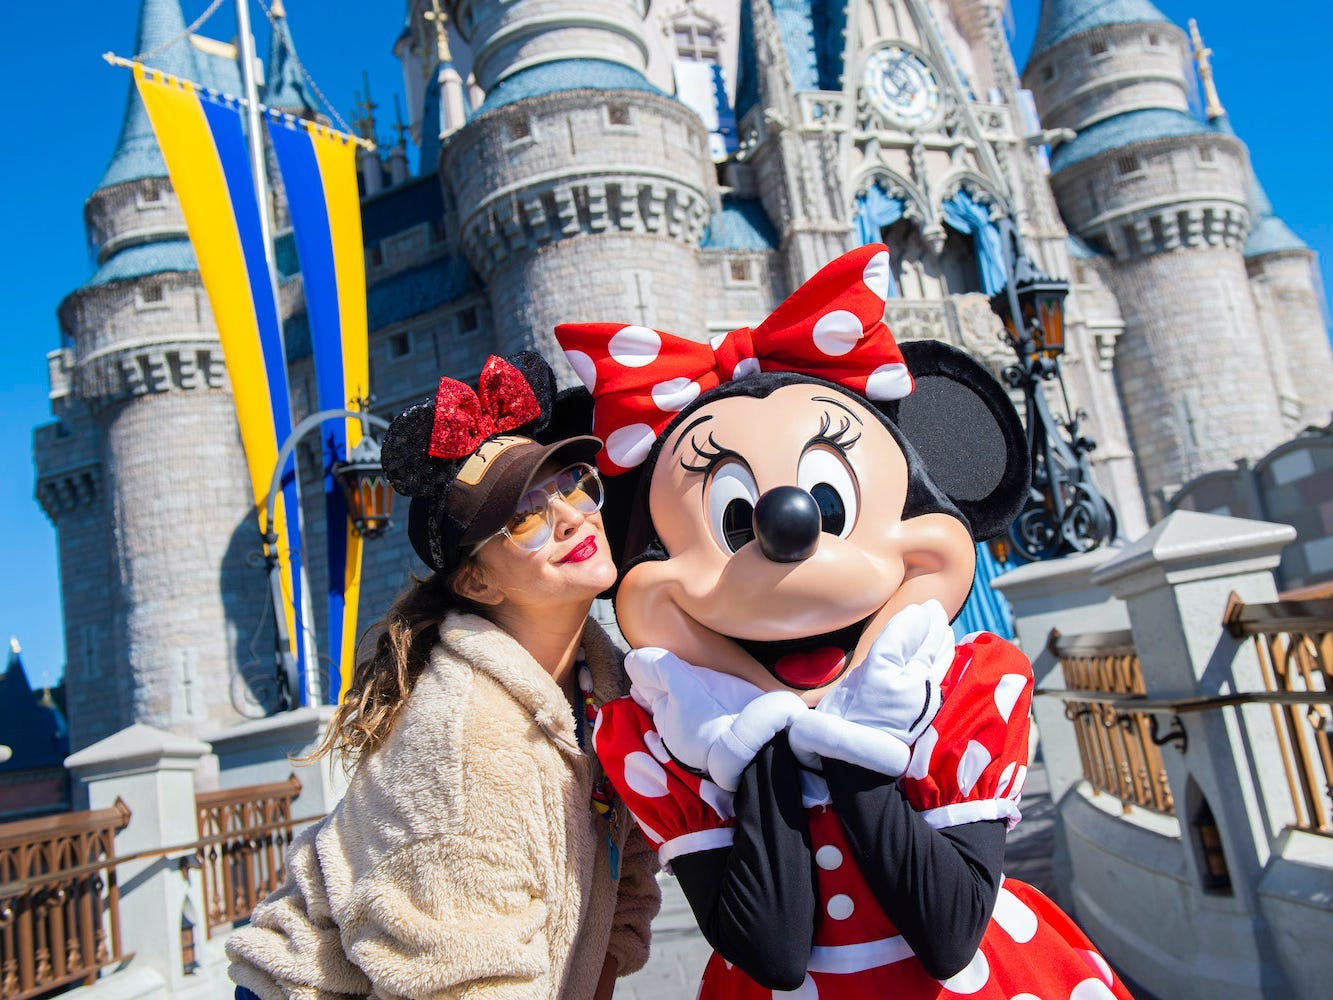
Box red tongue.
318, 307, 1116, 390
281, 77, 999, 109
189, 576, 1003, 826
772, 646, 847, 688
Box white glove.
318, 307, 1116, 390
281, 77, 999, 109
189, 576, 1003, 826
788, 601, 955, 776
626, 648, 807, 792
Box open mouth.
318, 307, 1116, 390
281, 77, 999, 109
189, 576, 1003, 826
729, 615, 873, 690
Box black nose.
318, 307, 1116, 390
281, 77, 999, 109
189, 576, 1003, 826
753, 487, 821, 563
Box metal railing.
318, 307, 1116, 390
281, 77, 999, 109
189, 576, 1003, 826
0, 800, 131, 999
1046, 629, 1176, 815
195, 775, 307, 936
1224, 594, 1333, 835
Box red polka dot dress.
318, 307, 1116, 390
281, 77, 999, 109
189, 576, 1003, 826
595, 634, 1135, 1000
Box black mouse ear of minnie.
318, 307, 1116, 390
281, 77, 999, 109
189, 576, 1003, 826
505, 350, 558, 432
379, 398, 459, 498
889, 340, 1030, 540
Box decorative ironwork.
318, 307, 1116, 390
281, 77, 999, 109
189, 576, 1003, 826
1224, 593, 1333, 835
0, 801, 131, 999
1048, 629, 1175, 815
990, 220, 1117, 560
194, 775, 306, 936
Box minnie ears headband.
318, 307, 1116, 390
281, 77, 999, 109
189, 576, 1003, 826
554, 243, 911, 475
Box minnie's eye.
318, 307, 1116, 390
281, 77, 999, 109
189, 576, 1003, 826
797, 449, 859, 538
706, 461, 759, 554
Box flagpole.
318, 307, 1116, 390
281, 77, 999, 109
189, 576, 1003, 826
235, 0, 322, 706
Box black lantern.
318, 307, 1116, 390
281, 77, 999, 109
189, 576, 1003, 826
989, 219, 1115, 561
989, 254, 1070, 358
333, 434, 394, 539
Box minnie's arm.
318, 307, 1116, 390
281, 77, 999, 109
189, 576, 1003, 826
595, 699, 816, 991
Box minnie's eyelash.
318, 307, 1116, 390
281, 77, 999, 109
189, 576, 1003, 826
680, 431, 736, 473
811, 411, 861, 452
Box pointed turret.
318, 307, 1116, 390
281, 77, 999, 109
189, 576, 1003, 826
98, 0, 199, 191
264, 0, 318, 118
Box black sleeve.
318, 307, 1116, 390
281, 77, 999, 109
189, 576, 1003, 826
823, 757, 1007, 980
670, 732, 816, 991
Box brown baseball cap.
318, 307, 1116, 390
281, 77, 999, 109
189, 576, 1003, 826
408, 433, 602, 572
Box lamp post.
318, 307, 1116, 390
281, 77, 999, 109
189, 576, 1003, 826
263, 409, 394, 711
989, 219, 1117, 561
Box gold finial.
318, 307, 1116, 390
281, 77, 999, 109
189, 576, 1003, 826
271, 0, 287, 17
423, 0, 454, 64
393, 93, 409, 147
1189, 19, 1226, 120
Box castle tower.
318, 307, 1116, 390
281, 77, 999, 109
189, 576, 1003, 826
34, 0, 273, 748
1024, 0, 1292, 511
437, 0, 719, 378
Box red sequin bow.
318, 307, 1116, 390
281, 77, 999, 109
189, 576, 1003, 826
428, 355, 542, 459
554, 243, 911, 475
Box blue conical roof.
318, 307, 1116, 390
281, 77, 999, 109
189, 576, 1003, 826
1031, 0, 1171, 59
265, 8, 317, 115
97, 0, 200, 190
0, 639, 69, 772
1209, 116, 1307, 258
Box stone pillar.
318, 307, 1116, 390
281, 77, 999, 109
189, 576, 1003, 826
207, 707, 349, 821
1085, 511, 1297, 998
65, 725, 220, 996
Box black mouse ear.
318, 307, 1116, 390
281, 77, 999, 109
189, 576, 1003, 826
889, 340, 1030, 540
505, 350, 558, 431
380, 398, 460, 498
538, 385, 596, 446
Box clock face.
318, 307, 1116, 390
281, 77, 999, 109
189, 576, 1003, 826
863, 45, 941, 129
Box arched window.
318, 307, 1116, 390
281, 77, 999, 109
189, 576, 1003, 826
669, 6, 734, 159
671, 8, 721, 63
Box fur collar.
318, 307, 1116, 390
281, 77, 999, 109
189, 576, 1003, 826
438, 611, 625, 756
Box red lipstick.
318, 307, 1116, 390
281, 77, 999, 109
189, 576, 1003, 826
559, 535, 598, 564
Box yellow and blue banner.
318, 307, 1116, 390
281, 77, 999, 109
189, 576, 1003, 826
132, 65, 312, 702
266, 112, 369, 704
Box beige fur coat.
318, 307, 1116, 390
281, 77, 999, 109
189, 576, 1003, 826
227, 612, 660, 999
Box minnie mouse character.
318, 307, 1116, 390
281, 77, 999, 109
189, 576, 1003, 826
554, 245, 1132, 999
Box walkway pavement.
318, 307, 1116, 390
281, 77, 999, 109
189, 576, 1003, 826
621, 761, 1061, 998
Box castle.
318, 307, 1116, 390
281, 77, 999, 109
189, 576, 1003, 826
34, 0, 1331, 750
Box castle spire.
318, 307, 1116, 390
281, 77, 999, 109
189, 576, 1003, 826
1188, 19, 1226, 121
264, 0, 318, 117
98, 0, 200, 190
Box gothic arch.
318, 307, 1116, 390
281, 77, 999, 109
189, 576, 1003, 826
936, 170, 1010, 220
849, 166, 928, 224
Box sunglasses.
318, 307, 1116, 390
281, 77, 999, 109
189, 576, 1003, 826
475, 463, 605, 554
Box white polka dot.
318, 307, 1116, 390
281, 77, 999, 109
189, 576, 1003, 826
605, 423, 657, 469
563, 349, 597, 390
811, 310, 864, 357
699, 778, 735, 820
862, 250, 891, 301
1078, 949, 1114, 986
815, 844, 843, 870
1008, 765, 1028, 801
938, 949, 989, 994
826, 894, 855, 920
904, 725, 939, 781
957, 740, 993, 796
993, 887, 1038, 943
997, 761, 1018, 799
731, 357, 761, 380
865, 362, 912, 401
623, 750, 669, 798
643, 729, 671, 764
1010, 995, 1041, 1000
651, 377, 700, 412
994, 673, 1029, 722
592, 712, 605, 742
1070, 978, 1117, 1000
608, 325, 661, 367
775, 974, 818, 999
709, 331, 729, 349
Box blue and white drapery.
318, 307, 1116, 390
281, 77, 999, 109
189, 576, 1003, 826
952, 542, 1022, 642
941, 189, 1007, 295
853, 184, 903, 297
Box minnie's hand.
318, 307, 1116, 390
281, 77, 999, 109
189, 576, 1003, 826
626, 648, 806, 792
788, 601, 955, 775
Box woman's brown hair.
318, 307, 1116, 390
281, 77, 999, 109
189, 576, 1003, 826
302, 567, 482, 769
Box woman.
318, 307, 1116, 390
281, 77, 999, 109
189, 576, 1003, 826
227, 352, 660, 999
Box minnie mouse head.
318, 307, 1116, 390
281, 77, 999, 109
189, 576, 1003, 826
555, 245, 1029, 702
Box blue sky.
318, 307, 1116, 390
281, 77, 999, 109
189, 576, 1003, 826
2, 0, 1329, 688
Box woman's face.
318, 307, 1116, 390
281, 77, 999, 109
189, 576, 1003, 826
464, 459, 618, 611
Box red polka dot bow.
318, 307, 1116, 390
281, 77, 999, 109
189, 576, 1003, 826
428, 354, 542, 459
554, 244, 911, 475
